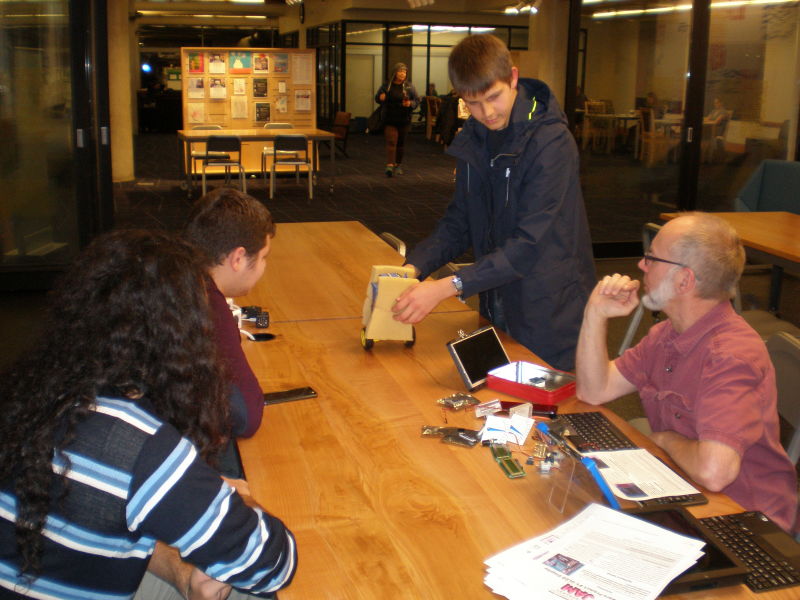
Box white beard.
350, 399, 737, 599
642, 270, 678, 311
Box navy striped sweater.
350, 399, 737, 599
0, 397, 296, 599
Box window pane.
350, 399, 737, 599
0, 0, 79, 268
578, 3, 690, 245
697, 2, 799, 211
345, 22, 384, 44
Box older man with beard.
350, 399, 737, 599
575, 212, 797, 533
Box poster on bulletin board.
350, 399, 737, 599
180, 46, 316, 130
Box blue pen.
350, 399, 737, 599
581, 456, 621, 510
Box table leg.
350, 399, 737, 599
330, 137, 335, 194
181, 138, 194, 197
769, 265, 784, 314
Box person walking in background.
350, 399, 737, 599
374, 62, 419, 177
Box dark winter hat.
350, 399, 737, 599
391, 62, 408, 76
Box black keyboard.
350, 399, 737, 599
638, 493, 708, 508
558, 411, 638, 452
700, 512, 800, 593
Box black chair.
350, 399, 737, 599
190, 125, 228, 187
261, 123, 296, 185
201, 135, 246, 195
269, 134, 312, 201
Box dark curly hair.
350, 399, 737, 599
0, 229, 229, 573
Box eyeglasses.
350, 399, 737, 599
642, 253, 688, 268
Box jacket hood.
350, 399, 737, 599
447, 77, 567, 162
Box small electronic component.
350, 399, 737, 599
530, 441, 548, 459
241, 305, 261, 319
422, 426, 480, 447
436, 393, 480, 411
490, 442, 512, 461
255, 311, 270, 328
475, 398, 502, 418
497, 456, 526, 479
442, 431, 480, 448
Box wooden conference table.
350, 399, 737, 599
177, 127, 336, 196
236, 221, 794, 599
662, 211, 800, 312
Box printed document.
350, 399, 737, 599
485, 503, 705, 600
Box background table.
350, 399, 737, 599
235, 221, 795, 599
177, 127, 336, 195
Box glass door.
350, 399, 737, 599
577, 1, 694, 254
695, 1, 799, 212
0, 0, 111, 289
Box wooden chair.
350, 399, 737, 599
201, 135, 246, 195
269, 134, 312, 201
583, 101, 615, 153
638, 108, 679, 167
323, 111, 351, 158
425, 96, 442, 141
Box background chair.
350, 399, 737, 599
378, 232, 406, 257
734, 159, 800, 213
190, 125, 227, 187
269, 134, 312, 200
583, 101, 615, 153
261, 123, 296, 184
637, 107, 679, 167
425, 96, 442, 141
766, 332, 800, 464
322, 111, 351, 158
734, 159, 800, 313
201, 135, 245, 195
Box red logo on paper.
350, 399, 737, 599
560, 584, 595, 599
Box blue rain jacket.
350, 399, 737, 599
406, 78, 595, 371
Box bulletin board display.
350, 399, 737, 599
180, 47, 317, 130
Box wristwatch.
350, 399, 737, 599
451, 274, 463, 294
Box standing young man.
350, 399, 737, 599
185, 188, 275, 440
393, 34, 595, 371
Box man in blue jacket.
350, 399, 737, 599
393, 34, 595, 371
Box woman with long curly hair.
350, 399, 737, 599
0, 230, 296, 599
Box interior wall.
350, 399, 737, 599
582, 18, 639, 113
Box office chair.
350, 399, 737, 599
734, 159, 800, 312
734, 159, 800, 213
378, 232, 406, 257
190, 125, 227, 187
269, 134, 312, 200
766, 332, 800, 465
201, 136, 246, 195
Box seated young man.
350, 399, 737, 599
185, 188, 276, 440
575, 212, 797, 532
